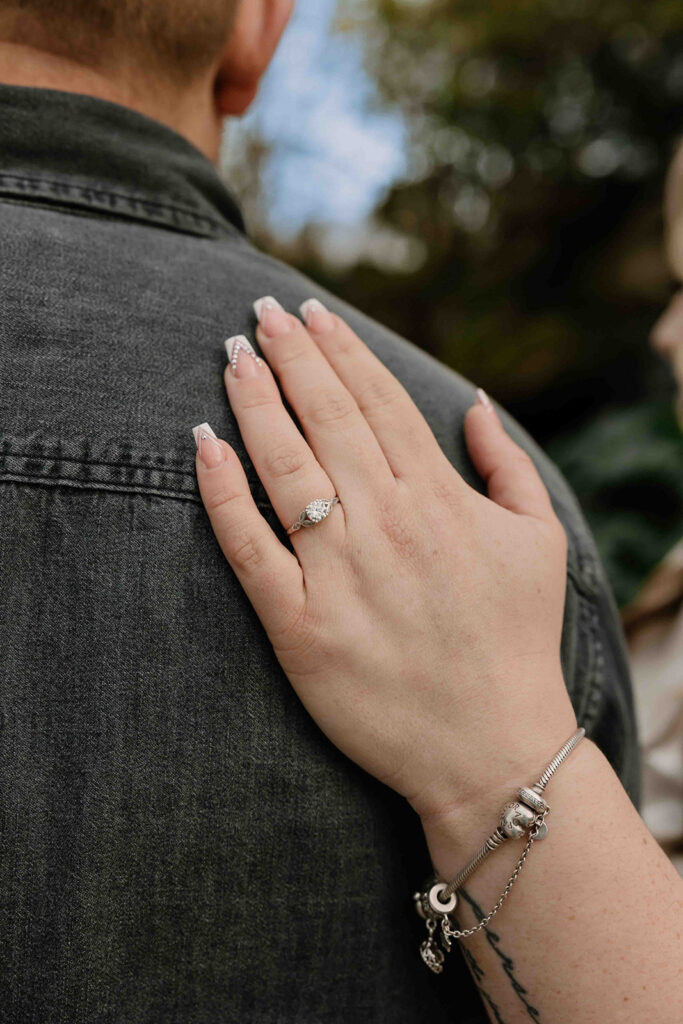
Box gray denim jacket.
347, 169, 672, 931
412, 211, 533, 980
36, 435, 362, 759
0, 85, 640, 1024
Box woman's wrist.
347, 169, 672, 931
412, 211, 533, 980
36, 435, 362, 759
404, 658, 578, 820
416, 709, 582, 871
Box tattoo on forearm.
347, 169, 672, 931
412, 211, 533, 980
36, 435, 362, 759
460, 940, 507, 1024
459, 887, 541, 1023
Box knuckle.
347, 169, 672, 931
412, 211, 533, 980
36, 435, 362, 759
303, 388, 357, 428
237, 383, 281, 413
376, 493, 417, 555
272, 602, 327, 662
274, 339, 309, 368
204, 485, 244, 514
355, 374, 401, 413
428, 475, 462, 509
229, 531, 266, 573
324, 325, 356, 356
263, 442, 311, 482
509, 449, 536, 474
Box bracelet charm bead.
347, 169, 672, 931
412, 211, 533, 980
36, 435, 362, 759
518, 786, 549, 814
420, 919, 446, 973
500, 801, 536, 838
413, 882, 457, 920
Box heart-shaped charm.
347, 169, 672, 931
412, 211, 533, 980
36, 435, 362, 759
420, 938, 445, 974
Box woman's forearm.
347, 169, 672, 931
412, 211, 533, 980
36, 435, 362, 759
420, 736, 682, 1024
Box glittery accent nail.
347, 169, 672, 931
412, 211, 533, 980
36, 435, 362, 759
225, 335, 264, 377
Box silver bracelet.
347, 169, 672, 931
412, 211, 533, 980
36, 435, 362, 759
414, 727, 586, 974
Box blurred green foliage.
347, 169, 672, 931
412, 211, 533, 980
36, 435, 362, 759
248, 0, 683, 604
334, 0, 682, 395
548, 404, 683, 604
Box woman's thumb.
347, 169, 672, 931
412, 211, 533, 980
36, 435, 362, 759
464, 390, 555, 520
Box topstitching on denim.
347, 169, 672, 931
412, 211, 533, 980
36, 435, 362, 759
0, 172, 238, 240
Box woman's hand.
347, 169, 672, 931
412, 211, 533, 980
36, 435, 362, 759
193, 297, 577, 825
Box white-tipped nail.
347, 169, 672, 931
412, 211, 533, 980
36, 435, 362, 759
476, 388, 494, 412
299, 298, 321, 322
225, 334, 255, 362
192, 421, 217, 447
253, 296, 283, 321
299, 297, 334, 332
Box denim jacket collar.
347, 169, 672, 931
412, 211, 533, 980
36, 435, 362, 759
0, 83, 246, 240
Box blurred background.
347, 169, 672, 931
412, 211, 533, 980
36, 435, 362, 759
221, 0, 682, 867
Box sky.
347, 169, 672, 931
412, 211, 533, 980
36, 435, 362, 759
221, 0, 406, 239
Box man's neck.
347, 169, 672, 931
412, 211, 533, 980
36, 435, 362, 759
0, 41, 223, 162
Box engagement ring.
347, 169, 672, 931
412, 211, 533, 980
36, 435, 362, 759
287, 497, 340, 534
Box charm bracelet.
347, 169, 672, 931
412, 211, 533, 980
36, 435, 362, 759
414, 727, 586, 974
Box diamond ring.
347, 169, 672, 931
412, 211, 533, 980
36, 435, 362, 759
286, 497, 340, 535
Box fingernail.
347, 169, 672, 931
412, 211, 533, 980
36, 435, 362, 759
476, 388, 494, 412
225, 335, 265, 378
192, 422, 225, 468
300, 298, 334, 333
253, 296, 293, 338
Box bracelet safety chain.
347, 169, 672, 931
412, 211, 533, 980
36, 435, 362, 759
414, 727, 586, 974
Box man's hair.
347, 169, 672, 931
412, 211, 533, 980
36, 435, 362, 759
0, 1, 239, 84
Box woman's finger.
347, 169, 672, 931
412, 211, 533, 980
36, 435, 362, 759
464, 391, 556, 520
222, 336, 345, 557
192, 423, 305, 634
299, 298, 454, 481
252, 297, 395, 497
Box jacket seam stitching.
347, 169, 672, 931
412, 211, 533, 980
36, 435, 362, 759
0, 172, 232, 236
566, 563, 598, 600
572, 549, 605, 731
0, 170, 222, 222
0, 451, 197, 477
0, 472, 273, 511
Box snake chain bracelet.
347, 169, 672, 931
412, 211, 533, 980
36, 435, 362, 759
414, 727, 586, 974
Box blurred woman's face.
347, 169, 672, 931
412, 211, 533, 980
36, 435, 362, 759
649, 149, 683, 420
651, 288, 683, 358
650, 288, 683, 424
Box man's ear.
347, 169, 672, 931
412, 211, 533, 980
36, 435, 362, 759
214, 0, 294, 116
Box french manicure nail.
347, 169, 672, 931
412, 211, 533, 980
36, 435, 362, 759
225, 334, 264, 378
300, 298, 334, 333
192, 421, 216, 446
192, 422, 225, 468
253, 295, 293, 338
476, 388, 494, 412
